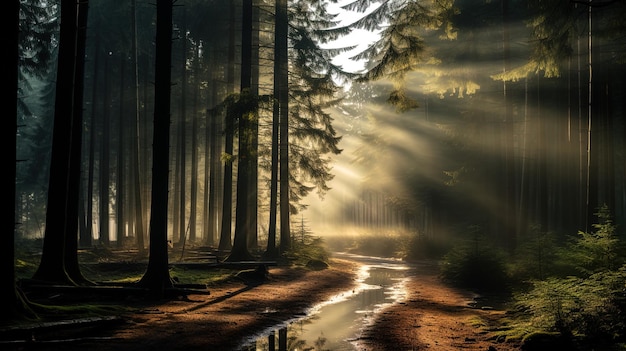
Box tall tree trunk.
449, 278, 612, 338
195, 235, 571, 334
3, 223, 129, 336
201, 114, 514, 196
177, 12, 188, 246
142, 54, 151, 237
100, 50, 111, 246
218, 1, 237, 252
204, 105, 215, 246
584, 4, 595, 231
78, 5, 92, 247
116, 55, 126, 248
131, 0, 145, 252
64, 0, 91, 285
218, 107, 234, 252
228, 0, 255, 262
79, 8, 93, 253
172, 114, 181, 244
501, 0, 516, 251
277, 0, 291, 252
4, 0, 34, 319
264, 0, 282, 258
247, 0, 260, 249
32, 0, 79, 285
137, 0, 174, 296
205, 77, 221, 246
190, 40, 199, 243
86, 19, 100, 250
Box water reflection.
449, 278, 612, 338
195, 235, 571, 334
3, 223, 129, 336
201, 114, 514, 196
242, 254, 409, 351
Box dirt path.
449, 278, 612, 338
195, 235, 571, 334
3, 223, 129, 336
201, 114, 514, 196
356, 261, 521, 351
4, 258, 521, 351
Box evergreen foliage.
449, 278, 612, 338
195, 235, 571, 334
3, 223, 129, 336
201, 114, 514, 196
285, 236, 331, 268
512, 207, 626, 345
286, 0, 345, 213
511, 227, 559, 282
440, 228, 510, 292
404, 234, 451, 260
566, 205, 626, 275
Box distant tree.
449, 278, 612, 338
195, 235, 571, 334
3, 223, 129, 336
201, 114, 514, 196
493, 0, 626, 235
16, 0, 59, 239
99, 49, 111, 246
130, 0, 146, 253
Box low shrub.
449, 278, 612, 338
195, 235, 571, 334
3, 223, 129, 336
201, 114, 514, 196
440, 240, 510, 293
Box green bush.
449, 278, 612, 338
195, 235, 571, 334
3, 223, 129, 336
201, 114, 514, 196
284, 236, 330, 266
516, 266, 626, 343
564, 205, 626, 276
510, 227, 559, 282
404, 235, 452, 261
513, 206, 626, 346
440, 239, 510, 293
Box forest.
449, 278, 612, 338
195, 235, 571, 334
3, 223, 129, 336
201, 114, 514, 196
4, 0, 626, 350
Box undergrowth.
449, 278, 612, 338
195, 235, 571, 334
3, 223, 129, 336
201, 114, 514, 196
437, 206, 626, 349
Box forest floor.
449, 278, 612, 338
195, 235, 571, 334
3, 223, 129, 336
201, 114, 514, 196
4, 255, 523, 351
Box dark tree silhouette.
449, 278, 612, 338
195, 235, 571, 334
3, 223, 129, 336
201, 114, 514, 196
32, 0, 81, 286
218, 1, 237, 252
64, 0, 92, 285
277, 0, 291, 254
265, 0, 289, 258
137, 0, 174, 297
3, 0, 35, 321
227, 0, 255, 262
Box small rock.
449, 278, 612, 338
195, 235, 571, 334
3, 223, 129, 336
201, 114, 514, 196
306, 259, 329, 270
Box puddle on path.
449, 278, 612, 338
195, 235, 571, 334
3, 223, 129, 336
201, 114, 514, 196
239, 253, 410, 351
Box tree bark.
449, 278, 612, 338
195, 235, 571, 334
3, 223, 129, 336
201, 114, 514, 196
228, 0, 255, 262
277, 0, 291, 252
137, 0, 174, 296
32, 0, 79, 285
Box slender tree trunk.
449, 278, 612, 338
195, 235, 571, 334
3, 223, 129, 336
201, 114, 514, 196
190, 40, 199, 243
138, 0, 174, 296
86, 20, 101, 250
264, 0, 282, 257
142, 54, 151, 237
204, 106, 216, 246
218, 1, 237, 252
205, 78, 221, 246
131, 0, 145, 252
218, 107, 234, 252
79, 4, 93, 251
277, 0, 290, 252
584, 4, 594, 231
116, 55, 126, 248
177, 13, 188, 246
228, 0, 255, 261
172, 115, 181, 243
100, 51, 111, 246
247, 0, 260, 249
501, 0, 516, 251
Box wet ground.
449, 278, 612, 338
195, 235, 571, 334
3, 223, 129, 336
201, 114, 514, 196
242, 253, 411, 350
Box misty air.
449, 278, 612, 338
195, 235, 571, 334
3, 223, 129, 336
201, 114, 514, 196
4, 1, 625, 350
